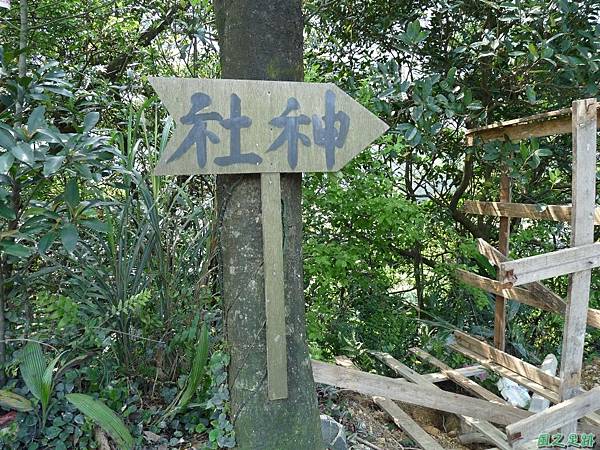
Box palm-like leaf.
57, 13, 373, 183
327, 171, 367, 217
0, 390, 33, 412
66, 393, 134, 450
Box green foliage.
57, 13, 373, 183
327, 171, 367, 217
66, 393, 134, 450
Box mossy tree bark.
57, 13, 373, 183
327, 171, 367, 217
213, 1, 324, 449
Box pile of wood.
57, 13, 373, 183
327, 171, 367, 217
314, 100, 600, 449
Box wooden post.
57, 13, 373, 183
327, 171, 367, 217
494, 169, 511, 350
260, 172, 288, 400
560, 98, 597, 440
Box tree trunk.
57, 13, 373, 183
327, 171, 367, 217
213, 1, 323, 449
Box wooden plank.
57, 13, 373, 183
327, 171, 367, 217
149, 77, 389, 175
462, 200, 600, 224
408, 347, 507, 405
373, 397, 446, 450
371, 351, 512, 449
454, 331, 561, 391
448, 342, 560, 402
494, 171, 511, 351
369, 351, 430, 386
529, 354, 558, 413
449, 341, 600, 430
464, 104, 600, 145
498, 242, 600, 286
561, 98, 598, 438
420, 366, 487, 383
261, 173, 287, 400
506, 387, 600, 446
476, 238, 600, 328
311, 360, 532, 426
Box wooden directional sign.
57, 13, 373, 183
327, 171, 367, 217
150, 77, 388, 401
149, 77, 389, 175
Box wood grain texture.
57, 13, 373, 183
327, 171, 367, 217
149, 77, 389, 175
498, 242, 600, 287
475, 238, 600, 328
561, 98, 598, 439
261, 173, 288, 400
464, 104, 600, 145
454, 331, 561, 391
311, 360, 531, 426
506, 387, 600, 445
408, 346, 507, 405
462, 200, 600, 224
373, 397, 446, 450
371, 351, 512, 449
494, 171, 511, 351
420, 365, 487, 383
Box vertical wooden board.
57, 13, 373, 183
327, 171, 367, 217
494, 170, 511, 351
261, 172, 288, 400
560, 98, 597, 438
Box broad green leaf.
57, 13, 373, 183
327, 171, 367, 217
83, 112, 100, 133
0, 203, 16, 220
80, 219, 110, 234
0, 128, 15, 150
43, 156, 65, 177
0, 389, 33, 412
60, 224, 79, 252
64, 179, 80, 208
20, 342, 46, 401
38, 232, 57, 254
536, 148, 553, 156
0, 153, 15, 174
2, 243, 32, 258
11, 143, 34, 164
27, 106, 46, 133
66, 394, 134, 450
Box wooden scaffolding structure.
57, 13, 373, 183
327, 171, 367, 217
312, 99, 600, 449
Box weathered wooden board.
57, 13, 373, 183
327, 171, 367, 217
454, 331, 561, 392
370, 351, 512, 449
560, 98, 598, 438
475, 238, 600, 328
448, 341, 560, 402
420, 365, 487, 383
494, 172, 511, 351
498, 242, 600, 287
149, 77, 389, 175
261, 173, 287, 400
506, 387, 600, 446
311, 360, 531, 426
462, 200, 600, 224
529, 354, 558, 413
373, 397, 446, 450
464, 104, 600, 145
407, 347, 507, 405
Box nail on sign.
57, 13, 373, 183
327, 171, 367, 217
149, 77, 389, 175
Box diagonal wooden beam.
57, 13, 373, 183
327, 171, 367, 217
453, 331, 561, 392
497, 242, 600, 287
475, 239, 600, 328
506, 387, 600, 446
311, 360, 531, 426
455, 269, 600, 328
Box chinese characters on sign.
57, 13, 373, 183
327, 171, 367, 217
537, 432, 596, 448
169, 90, 349, 171
148, 78, 388, 175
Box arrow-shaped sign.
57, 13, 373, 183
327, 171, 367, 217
150, 77, 389, 402
149, 77, 388, 175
